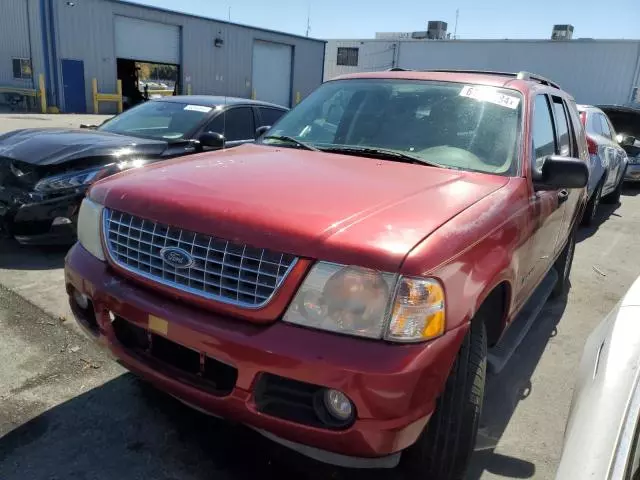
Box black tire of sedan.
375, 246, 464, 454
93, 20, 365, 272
581, 182, 602, 226
551, 229, 576, 298
602, 167, 626, 204
400, 320, 487, 480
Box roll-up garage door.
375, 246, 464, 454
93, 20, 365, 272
252, 40, 292, 107
114, 16, 180, 64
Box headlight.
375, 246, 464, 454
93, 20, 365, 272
34, 159, 150, 193
629, 155, 640, 165
283, 262, 446, 342
34, 167, 105, 193
77, 198, 105, 261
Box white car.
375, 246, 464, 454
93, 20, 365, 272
577, 105, 628, 225
556, 275, 640, 479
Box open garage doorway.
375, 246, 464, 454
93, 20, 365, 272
116, 59, 180, 110
114, 15, 181, 110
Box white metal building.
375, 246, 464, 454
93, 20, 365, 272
0, 0, 326, 112
325, 39, 640, 106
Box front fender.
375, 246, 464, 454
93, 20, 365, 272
400, 179, 527, 334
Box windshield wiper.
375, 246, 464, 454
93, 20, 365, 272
319, 146, 443, 168
262, 135, 320, 151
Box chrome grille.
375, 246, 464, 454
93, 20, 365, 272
103, 209, 297, 307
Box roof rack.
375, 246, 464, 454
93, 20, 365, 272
387, 68, 561, 89
514, 71, 561, 90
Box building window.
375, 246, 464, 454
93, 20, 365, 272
337, 47, 359, 66
12, 58, 32, 80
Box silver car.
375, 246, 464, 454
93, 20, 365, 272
598, 105, 640, 184
577, 105, 628, 225
556, 275, 640, 479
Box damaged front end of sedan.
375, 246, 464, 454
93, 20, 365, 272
0, 156, 150, 245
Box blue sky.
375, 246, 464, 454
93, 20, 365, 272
133, 0, 639, 40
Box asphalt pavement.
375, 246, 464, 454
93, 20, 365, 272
1, 115, 640, 479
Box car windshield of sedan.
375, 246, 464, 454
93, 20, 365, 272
263, 79, 522, 175
98, 100, 213, 140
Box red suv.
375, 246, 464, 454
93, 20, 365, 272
65, 70, 588, 478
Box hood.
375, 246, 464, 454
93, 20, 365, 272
0, 128, 168, 166
91, 144, 509, 272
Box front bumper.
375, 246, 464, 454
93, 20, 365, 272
0, 187, 83, 245
624, 164, 640, 182
65, 243, 467, 463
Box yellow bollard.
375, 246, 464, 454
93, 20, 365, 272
116, 79, 123, 113
38, 74, 47, 113
187, 84, 192, 95
92, 78, 99, 113
251, 89, 256, 100
295, 92, 301, 104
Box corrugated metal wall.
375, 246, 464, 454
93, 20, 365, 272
325, 39, 640, 106
50, 0, 325, 112
0, 0, 42, 90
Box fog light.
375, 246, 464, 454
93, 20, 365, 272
53, 217, 72, 226
73, 290, 89, 310
324, 389, 353, 421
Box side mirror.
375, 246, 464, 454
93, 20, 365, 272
255, 125, 271, 138
199, 132, 225, 149
619, 135, 637, 147
533, 155, 589, 191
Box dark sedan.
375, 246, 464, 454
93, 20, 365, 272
0, 96, 288, 245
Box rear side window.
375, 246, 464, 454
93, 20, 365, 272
586, 112, 602, 136
532, 95, 556, 165
598, 114, 613, 139
552, 98, 571, 156
565, 99, 584, 158
259, 107, 286, 127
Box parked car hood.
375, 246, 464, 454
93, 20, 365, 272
556, 275, 640, 480
597, 105, 640, 156
0, 128, 168, 166
91, 143, 509, 272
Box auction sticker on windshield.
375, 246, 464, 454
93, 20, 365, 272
184, 105, 212, 113
459, 85, 520, 109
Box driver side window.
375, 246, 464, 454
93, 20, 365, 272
204, 107, 255, 142
532, 95, 557, 169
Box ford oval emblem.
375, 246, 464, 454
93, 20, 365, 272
159, 247, 194, 269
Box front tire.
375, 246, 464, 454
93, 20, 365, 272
602, 166, 626, 204
581, 181, 602, 226
401, 320, 487, 480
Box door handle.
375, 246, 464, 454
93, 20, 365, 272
557, 190, 569, 205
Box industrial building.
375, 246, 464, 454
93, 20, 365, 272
1, 0, 326, 112
325, 24, 640, 106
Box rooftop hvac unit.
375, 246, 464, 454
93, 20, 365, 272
552, 24, 574, 40
427, 21, 448, 40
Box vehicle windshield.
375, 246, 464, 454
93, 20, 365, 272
262, 79, 522, 175
98, 100, 212, 140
